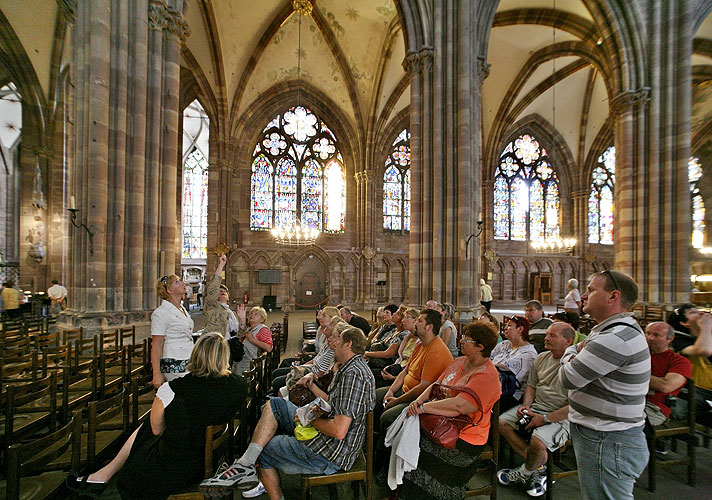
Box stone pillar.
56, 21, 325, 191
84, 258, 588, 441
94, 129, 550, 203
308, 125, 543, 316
66, 0, 188, 332
406, 0, 486, 314
613, 0, 692, 305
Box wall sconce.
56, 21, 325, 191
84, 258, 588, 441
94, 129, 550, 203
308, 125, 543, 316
465, 214, 484, 259
68, 195, 95, 255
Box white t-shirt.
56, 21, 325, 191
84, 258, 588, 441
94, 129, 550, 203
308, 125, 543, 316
563, 289, 581, 309
47, 284, 67, 300
151, 300, 194, 360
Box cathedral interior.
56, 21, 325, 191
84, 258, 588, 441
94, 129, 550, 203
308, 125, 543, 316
1, 0, 711, 333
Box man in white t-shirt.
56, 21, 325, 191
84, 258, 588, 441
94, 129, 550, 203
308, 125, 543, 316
47, 279, 67, 314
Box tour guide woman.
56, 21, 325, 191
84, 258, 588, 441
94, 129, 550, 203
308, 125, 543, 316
398, 321, 501, 500
203, 253, 244, 341
66, 333, 246, 499
151, 275, 195, 388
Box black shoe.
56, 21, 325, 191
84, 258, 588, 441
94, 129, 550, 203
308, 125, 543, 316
65, 472, 108, 498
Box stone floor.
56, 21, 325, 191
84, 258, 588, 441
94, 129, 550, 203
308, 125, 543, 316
93, 308, 712, 500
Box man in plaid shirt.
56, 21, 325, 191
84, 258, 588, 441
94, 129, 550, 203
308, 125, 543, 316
201, 326, 375, 500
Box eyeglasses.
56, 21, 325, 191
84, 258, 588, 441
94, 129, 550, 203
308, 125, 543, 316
460, 338, 477, 345
602, 269, 620, 291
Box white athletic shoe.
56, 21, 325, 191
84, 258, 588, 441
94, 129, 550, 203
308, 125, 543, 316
242, 481, 266, 498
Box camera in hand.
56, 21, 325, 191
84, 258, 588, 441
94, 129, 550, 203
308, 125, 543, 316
516, 409, 533, 436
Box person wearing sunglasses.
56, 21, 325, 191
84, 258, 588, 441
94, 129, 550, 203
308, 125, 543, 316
150, 274, 194, 389
559, 270, 649, 500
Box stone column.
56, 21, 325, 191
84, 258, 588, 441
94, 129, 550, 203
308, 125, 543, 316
66, 0, 188, 332
406, 0, 487, 314
613, 0, 692, 304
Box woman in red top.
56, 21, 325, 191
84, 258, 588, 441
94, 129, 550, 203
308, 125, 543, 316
397, 321, 501, 500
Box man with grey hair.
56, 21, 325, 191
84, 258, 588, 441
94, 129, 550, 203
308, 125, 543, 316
559, 270, 650, 500
645, 321, 691, 427
497, 322, 574, 497
525, 300, 552, 353
339, 306, 373, 336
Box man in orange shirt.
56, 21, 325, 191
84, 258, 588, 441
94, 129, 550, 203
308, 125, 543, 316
373, 308, 453, 476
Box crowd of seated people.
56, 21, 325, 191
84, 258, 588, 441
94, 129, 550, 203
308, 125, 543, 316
51, 277, 712, 500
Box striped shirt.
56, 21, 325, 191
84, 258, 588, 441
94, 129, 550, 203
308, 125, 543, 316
559, 312, 650, 431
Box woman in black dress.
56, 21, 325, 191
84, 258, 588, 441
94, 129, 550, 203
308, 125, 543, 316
67, 332, 246, 499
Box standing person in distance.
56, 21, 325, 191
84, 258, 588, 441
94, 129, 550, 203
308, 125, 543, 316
47, 279, 67, 314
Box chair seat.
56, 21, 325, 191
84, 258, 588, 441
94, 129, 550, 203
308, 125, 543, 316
0, 470, 66, 500
0, 411, 49, 443
302, 452, 366, 486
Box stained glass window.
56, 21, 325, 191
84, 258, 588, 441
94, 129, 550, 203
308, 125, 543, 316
182, 100, 209, 260
588, 146, 615, 245
382, 128, 411, 231
250, 106, 345, 232
690, 156, 705, 248
493, 134, 560, 240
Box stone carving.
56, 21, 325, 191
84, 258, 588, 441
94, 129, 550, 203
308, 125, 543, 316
610, 87, 651, 116
148, 2, 168, 31
477, 57, 491, 84
292, 0, 313, 16
362, 246, 376, 260
165, 8, 191, 42
402, 47, 434, 74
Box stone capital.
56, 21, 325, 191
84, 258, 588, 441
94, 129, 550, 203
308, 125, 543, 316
148, 2, 168, 30
477, 57, 491, 84
354, 170, 375, 184
402, 47, 434, 75
165, 8, 191, 42
57, 0, 76, 22
610, 87, 650, 116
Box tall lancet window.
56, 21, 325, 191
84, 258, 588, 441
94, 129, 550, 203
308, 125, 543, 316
0, 83, 22, 266
383, 128, 411, 231
588, 146, 615, 245
250, 106, 345, 232
182, 99, 209, 260
493, 134, 560, 241
690, 156, 705, 248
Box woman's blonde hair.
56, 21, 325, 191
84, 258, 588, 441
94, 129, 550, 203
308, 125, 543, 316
250, 306, 268, 323
156, 274, 181, 300
322, 306, 340, 319
332, 320, 350, 336
187, 332, 231, 377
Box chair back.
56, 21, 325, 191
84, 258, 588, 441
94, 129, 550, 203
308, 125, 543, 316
204, 422, 233, 478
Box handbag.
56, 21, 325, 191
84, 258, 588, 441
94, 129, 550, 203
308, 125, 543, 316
419, 383, 484, 449
497, 367, 520, 398
227, 332, 244, 364
288, 371, 335, 407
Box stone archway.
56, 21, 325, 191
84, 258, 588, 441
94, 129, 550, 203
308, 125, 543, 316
294, 255, 327, 309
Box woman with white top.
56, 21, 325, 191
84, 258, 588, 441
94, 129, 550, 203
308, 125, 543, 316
232, 306, 273, 376
563, 278, 582, 317
489, 315, 537, 411
437, 302, 459, 358
151, 275, 195, 388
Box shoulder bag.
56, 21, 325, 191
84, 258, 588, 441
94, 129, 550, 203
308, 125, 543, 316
419, 382, 484, 449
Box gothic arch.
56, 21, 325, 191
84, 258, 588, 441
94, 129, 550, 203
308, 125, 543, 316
292, 246, 331, 271
582, 120, 615, 190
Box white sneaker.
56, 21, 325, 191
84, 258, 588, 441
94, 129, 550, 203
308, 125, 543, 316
242, 482, 266, 498
200, 462, 259, 496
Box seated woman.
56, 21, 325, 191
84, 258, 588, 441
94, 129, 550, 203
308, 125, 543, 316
66, 333, 246, 500
276, 306, 339, 369
379, 308, 419, 385
271, 315, 345, 394
365, 306, 408, 372
233, 306, 273, 376
436, 302, 459, 358
395, 321, 501, 500
489, 315, 537, 412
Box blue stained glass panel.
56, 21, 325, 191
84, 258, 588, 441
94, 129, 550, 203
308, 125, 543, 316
182, 148, 209, 258
529, 179, 545, 240
600, 185, 613, 244
511, 177, 528, 241
301, 158, 322, 229
324, 160, 345, 232
250, 154, 273, 230
493, 176, 509, 239
545, 180, 560, 238
588, 190, 599, 244
403, 169, 411, 231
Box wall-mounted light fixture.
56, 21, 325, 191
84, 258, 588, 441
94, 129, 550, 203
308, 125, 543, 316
465, 212, 484, 259
68, 195, 95, 255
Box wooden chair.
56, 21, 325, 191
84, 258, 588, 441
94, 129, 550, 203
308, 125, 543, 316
0, 409, 82, 500
1, 373, 58, 454
119, 325, 136, 347
545, 440, 578, 500
166, 421, 235, 500
0, 350, 40, 383
100, 329, 120, 353
127, 338, 149, 378
61, 327, 83, 345
301, 412, 373, 500
465, 398, 500, 498
131, 374, 156, 429
86, 384, 130, 468
646, 378, 697, 491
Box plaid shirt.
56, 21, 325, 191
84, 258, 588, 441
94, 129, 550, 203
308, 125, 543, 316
307, 354, 375, 470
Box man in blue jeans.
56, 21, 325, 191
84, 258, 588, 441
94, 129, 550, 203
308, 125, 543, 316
200, 326, 375, 500
559, 270, 651, 500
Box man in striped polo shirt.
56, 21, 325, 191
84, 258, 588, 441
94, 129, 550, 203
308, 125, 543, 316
559, 270, 650, 500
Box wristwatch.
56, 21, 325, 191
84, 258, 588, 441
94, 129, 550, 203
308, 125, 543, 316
543, 414, 551, 424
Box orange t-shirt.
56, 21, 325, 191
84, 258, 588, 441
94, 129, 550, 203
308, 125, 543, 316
437, 357, 502, 445
402, 336, 453, 393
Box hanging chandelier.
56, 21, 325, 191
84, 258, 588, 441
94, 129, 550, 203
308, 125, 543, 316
272, 222, 319, 246
271, 0, 318, 248
531, 237, 577, 253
